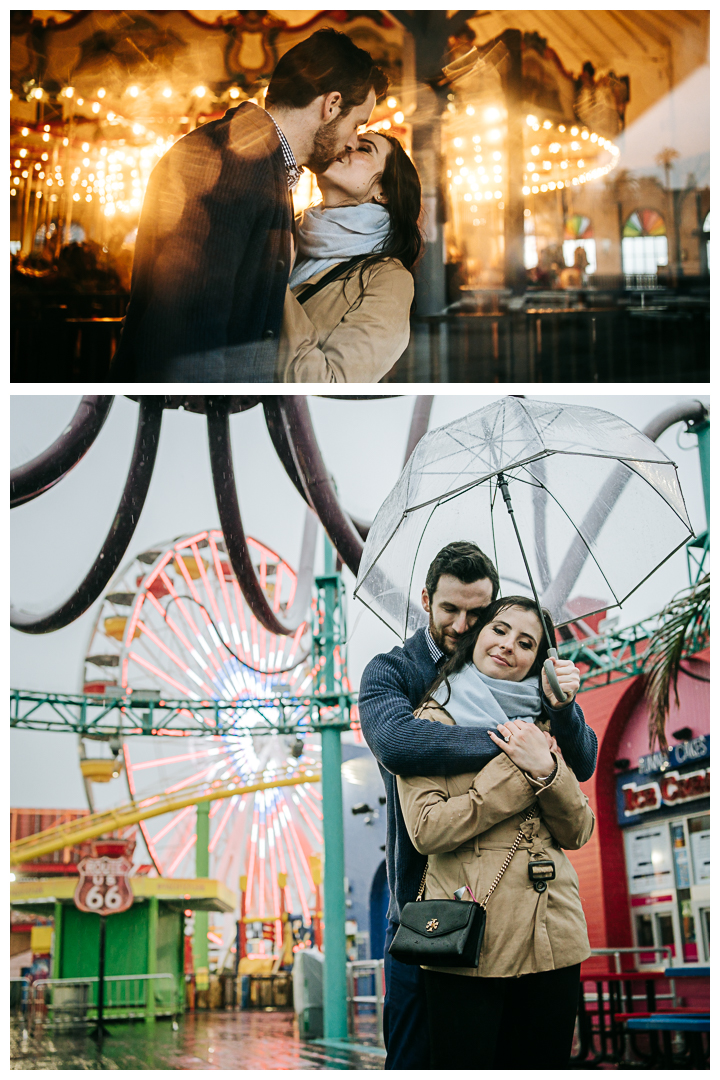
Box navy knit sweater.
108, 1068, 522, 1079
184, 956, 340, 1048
358, 627, 599, 925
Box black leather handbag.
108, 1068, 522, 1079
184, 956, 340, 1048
389, 804, 537, 967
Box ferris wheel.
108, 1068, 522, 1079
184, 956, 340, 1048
83, 526, 340, 932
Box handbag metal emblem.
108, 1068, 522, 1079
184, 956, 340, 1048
425, 919, 439, 932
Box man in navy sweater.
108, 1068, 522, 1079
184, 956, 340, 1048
358, 541, 598, 1070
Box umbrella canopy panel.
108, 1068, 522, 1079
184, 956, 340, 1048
355, 398, 693, 638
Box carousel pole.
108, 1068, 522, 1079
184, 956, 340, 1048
20, 168, 34, 256
500, 29, 526, 294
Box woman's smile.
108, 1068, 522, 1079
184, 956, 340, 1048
472, 605, 543, 682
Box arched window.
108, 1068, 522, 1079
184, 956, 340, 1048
622, 210, 668, 274
564, 214, 596, 274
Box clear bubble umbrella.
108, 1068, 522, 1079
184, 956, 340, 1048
354, 398, 694, 701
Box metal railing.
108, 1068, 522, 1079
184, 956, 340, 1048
590, 946, 674, 975
28, 973, 178, 1030
346, 959, 384, 1047
11, 976, 31, 1018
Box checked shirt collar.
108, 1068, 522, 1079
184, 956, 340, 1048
267, 113, 301, 191
424, 625, 445, 666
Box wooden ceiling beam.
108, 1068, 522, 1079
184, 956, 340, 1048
604, 10, 651, 55
580, 11, 632, 61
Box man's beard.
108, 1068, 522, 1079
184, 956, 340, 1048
306, 114, 345, 174
428, 610, 462, 656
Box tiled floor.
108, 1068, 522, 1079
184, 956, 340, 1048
11, 1010, 386, 1070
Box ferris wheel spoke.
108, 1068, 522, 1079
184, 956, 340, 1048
289, 791, 323, 844
149, 804, 195, 845
133, 619, 216, 697
158, 568, 223, 676
166, 824, 197, 876
208, 794, 237, 854
207, 534, 238, 645
173, 545, 229, 672
126, 650, 201, 700
295, 784, 323, 822
129, 747, 220, 773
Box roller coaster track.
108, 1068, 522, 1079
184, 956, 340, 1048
10, 769, 320, 865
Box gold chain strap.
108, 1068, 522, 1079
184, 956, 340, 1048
416, 861, 429, 902
415, 802, 537, 907
479, 803, 538, 910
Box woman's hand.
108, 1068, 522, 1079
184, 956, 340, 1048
488, 720, 555, 779
541, 657, 581, 708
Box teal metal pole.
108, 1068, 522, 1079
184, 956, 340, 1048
320, 537, 348, 1039
194, 802, 210, 987
694, 418, 710, 531
146, 895, 158, 1024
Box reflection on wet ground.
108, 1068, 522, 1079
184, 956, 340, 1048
11, 1011, 386, 1070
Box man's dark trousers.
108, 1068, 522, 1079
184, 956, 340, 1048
383, 923, 430, 1069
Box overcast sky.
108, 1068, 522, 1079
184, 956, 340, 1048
11, 392, 709, 809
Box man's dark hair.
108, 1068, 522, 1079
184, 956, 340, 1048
425, 541, 500, 604
266, 28, 388, 114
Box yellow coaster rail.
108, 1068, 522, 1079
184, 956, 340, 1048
10, 769, 321, 865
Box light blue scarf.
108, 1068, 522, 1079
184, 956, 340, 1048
290, 203, 391, 288
437, 663, 542, 732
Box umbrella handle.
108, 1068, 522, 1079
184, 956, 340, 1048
544, 650, 568, 705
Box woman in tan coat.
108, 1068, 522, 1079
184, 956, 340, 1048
396, 596, 594, 1070
277, 130, 421, 382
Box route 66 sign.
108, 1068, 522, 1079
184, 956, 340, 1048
74, 854, 134, 915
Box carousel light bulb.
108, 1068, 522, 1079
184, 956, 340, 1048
558, 124, 566, 132
460, 166, 469, 176
532, 172, 540, 182
557, 181, 564, 189
34, 162, 41, 171
133, 124, 145, 135
163, 87, 173, 98
393, 111, 404, 124
581, 130, 589, 139
543, 120, 552, 129
21, 128, 29, 137
475, 154, 483, 163
453, 175, 462, 185
32, 88, 43, 99
571, 126, 579, 136
540, 184, 547, 192
548, 181, 556, 189
193, 85, 207, 98
494, 190, 502, 199
577, 159, 585, 168
82, 142, 90, 152
526, 114, 538, 126
83, 158, 90, 167
487, 128, 501, 142
549, 142, 560, 153
38, 171, 44, 179
472, 134, 481, 143
21, 170, 28, 178
543, 161, 551, 170
590, 132, 598, 142
484, 191, 492, 200
492, 150, 501, 161
522, 185, 530, 195
464, 192, 472, 201
14, 159, 20, 167
484, 107, 501, 123
86, 193, 92, 201
12, 176, 19, 184
530, 145, 540, 156
42, 132, 49, 141
97, 88, 106, 98
466, 105, 475, 116
455, 157, 464, 165
382, 120, 391, 130
571, 141, 580, 151
386, 97, 397, 110
561, 160, 568, 169
76, 97, 84, 105
453, 138, 463, 148
41, 152, 48, 161
447, 169, 453, 178
598, 136, 605, 146
128, 86, 140, 97
62, 138, 68, 146
92, 102, 100, 113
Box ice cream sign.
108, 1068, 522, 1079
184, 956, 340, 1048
622, 767, 710, 816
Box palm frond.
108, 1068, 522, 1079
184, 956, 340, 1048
642, 574, 709, 752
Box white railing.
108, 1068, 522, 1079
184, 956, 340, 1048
346, 959, 384, 1047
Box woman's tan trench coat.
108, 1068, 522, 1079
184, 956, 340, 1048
276, 257, 414, 383
397, 700, 594, 978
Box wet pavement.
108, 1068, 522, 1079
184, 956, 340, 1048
11, 1010, 386, 1070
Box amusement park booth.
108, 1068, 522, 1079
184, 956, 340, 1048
565, 649, 710, 1012
10, 876, 234, 1022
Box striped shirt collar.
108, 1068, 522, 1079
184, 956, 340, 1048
267, 112, 302, 191
424, 625, 445, 665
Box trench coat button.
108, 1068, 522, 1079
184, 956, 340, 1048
263, 329, 275, 340
533, 880, 547, 893
276, 259, 286, 271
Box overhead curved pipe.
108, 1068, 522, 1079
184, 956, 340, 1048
11, 395, 115, 508
276, 396, 365, 576
542, 399, 707, 615
205, 398, 310, 636
11, 398, 163, 634
404, 396, 434, 465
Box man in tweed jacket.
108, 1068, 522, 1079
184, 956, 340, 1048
111, 29, 386, 382
359, 542, 598, 1070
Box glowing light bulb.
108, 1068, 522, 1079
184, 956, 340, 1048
128, 86, 139, 97
76, 98, 84, 106
581, 129, 589, 139
97, 88, 106, 99
228, 88, 240, 99
465, 105, 474, 116
92, 102, 100, 113
386, 97, 397, 110
453, 138, 463, 148
193, 86, 207, 98
393, 111, 404, 124
487, 128, 501, 142
82, 143, 90, 152
558, 124, 566, 133
526, 114, 538, 126
570, 126, 579, 136
484, 107, 501, 123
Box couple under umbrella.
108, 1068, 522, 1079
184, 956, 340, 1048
355, 397, 694, 1069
